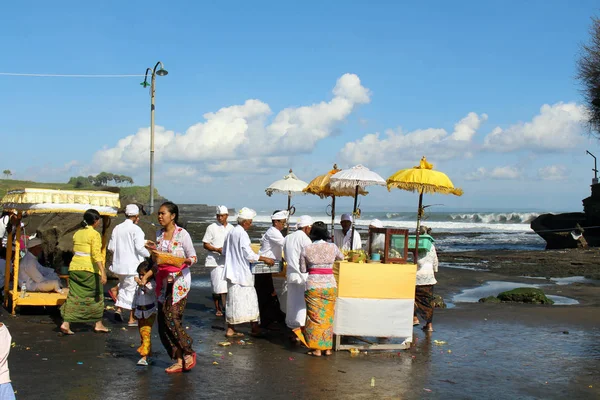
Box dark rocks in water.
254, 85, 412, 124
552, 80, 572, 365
497, 288, 554, 305
531, 183, 600, 249
432, 294, 447, 308
479, 296, 502, 303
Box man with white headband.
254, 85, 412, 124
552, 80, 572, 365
333, 213, 363, 251
223, 207, 275, 337
283, 215, 313, 332
369, 219, 386, 254
256, 209, 289, 329
203, 205, 233, 317
108, 204, 150, 326
18, 238, 62, 293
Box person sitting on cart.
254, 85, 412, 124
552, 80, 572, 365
18, 238, 62, 293
333, 213, 362, 251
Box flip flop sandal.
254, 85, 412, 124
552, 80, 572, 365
215, 311, 223, 317
165, 363, 183, 374
225, 332, 245, 338
128, 321, 138, 327
184, 352, 197, 371
94, 328, 111, 334
307, 351, 322, 357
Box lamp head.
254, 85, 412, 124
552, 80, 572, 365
156, 67, 168, 77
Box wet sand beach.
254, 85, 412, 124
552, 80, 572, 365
4, 249, 600, 400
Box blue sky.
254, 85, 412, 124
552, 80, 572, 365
1, 0, 599, 213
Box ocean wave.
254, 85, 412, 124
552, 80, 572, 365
449, 212, 539, 224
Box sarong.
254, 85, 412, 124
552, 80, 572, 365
115, 274, 136, 310
60, 271, 104, 323
210, 266, 228, 294
254, 273, 285, 328
226, 282, 260, 325
285, 282, 307, 329
157, 283, 194, 359
414, 285, 435, 323
294, 287, 337, 350
137, 314, 156, 357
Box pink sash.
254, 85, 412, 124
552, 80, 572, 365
309, 268, 333, 275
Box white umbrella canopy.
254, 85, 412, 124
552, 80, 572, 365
329, 165, 386, 250
265, 169, 309, 214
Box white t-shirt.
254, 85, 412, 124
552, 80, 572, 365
202, 222, 234, 267
108, 219, 150, 275
259, 226, 285, 260
333, 228, 362, 251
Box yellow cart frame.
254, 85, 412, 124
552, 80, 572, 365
2, 188, 119, 315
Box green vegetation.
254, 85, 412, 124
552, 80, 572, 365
497, 288, 554, 305
68, 172, 134, 188
0, 178, 164, 204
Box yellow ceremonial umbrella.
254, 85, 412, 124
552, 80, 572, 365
386, 157, 463, 260
303, 164, 367, 236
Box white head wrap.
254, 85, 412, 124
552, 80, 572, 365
369, 219, 383, 228
238, 207, 257, 220
296, 215, 313, 228
125, 204, 140, 216
341, 213, 353, 223
27, 238, 43, 249
216, 205, 229, 215
271, 210, 289, 220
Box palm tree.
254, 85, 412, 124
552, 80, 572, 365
2, 170, 12, 179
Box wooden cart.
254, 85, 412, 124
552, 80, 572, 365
2, 188, 119, 315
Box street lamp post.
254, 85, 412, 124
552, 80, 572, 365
141, 61, 168, 215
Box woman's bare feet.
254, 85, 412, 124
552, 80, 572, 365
165, 362, 183, 373
307, 350, 322, 357
413, 317, 420, 326
422, 323, 434, 332
60, 322, 74, 335
324, 350, 332, 356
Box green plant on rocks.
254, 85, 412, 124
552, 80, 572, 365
497, 288, 554, 305
478, 296, 502, 303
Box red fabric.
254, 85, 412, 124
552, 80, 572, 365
308, 268, 333, 275
155, 264, 184, 297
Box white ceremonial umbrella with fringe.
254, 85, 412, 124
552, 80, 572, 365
265, 169, 309, 215
329, 164, 386, 250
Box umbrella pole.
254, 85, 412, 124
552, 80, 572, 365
414, 191, 423, 264
331, 195, 336, 240
350, 185, 359, 250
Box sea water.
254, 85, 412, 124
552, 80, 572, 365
187, 210, 548, 252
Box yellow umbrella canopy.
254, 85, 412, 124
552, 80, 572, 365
387, 157, 463, 261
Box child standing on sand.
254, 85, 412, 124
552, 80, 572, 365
0, 322, 15, 400
133, 260, 157, 366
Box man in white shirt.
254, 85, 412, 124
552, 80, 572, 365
203, 205, 234, 317
333, 213, 362, 251
283, 215, 313, 331
223, 207, 274, 338
257, 209, 288, 329
108, 204, 150, 325
18, 238, 62, 293
369, 219, 386, 255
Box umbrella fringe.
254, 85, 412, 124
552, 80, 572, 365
386, 182, 463, 196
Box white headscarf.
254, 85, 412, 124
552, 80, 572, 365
341, 213, 353, 222
271, 210, 289, 220
238, 207, 257, 220
296, 215, 313, 228
369, 219, 383, 228
125, 204, 140, 216
216, 205, 229, 215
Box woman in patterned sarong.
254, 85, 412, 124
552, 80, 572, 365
145, 202, 197, 374
294, 221, 344, 356
60, 209, 110, 335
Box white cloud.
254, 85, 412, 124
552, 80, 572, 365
483, 102, 586, 152
338, 112, 488, 166
537, 165, 568, 181
92, 73, 370, 175
465, 166, 524, 181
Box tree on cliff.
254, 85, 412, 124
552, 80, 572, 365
2, 170, 11, 179
577, 16, 600, 136
68, 172, 134, 187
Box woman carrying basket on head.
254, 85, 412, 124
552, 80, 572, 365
144, 202, 197, 374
